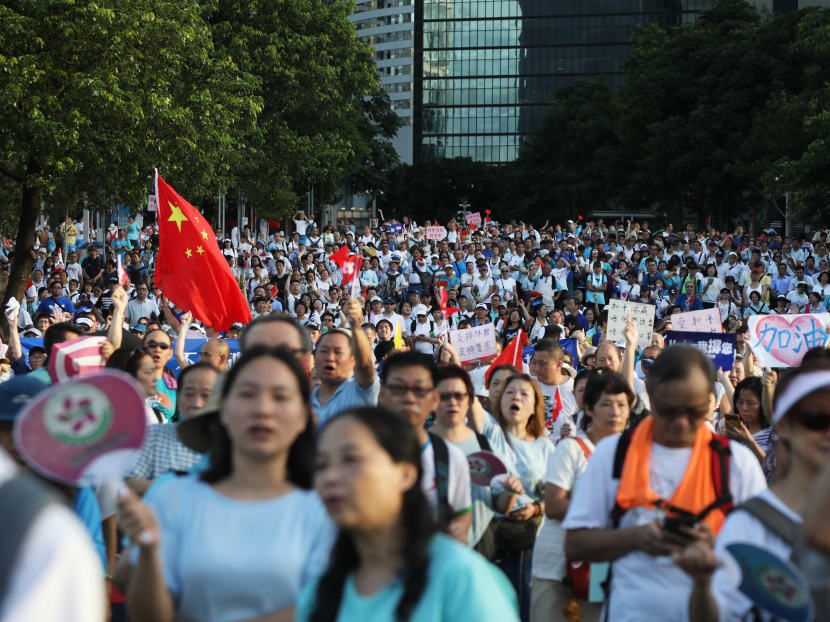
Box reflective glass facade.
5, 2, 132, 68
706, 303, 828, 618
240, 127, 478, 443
416, 0, 714, 163
350, 0, 416, 163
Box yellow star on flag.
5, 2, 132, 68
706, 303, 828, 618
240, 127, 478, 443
185, 248, 193, 258
196, 245, 205, 255
167, 202, 188, 232
201, 229, 208, 240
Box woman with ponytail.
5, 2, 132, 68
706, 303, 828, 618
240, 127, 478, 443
302, 406, 519, 622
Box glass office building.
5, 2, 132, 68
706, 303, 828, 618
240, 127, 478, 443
416, 0, 716, 163
349, 0, 416, 164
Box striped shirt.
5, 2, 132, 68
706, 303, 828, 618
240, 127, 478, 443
127, 424, 203, 479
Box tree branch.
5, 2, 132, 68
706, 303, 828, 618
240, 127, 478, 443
0, 165, 23, 184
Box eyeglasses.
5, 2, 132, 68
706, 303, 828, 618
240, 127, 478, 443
144, 341, 170, 350
383, 384, 434, 398
791, 411, 830, 432
439, 391, 469, 402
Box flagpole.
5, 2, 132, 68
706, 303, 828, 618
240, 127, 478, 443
512, 330, 523, 368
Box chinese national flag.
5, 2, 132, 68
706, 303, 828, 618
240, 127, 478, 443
155, 173, 251, 331
484, 329, 528, 385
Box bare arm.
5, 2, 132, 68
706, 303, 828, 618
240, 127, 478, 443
5, 307, 21, 362
174, 311, 193, 371
107, 286, 127, 350
805, 455, 830, 554
544, 482, 570, 520
124, 477, 152, 497
447, 512, 473, 545
343, 298, 376, 389
761, 368, 776, 423
717, 368, 734, 414
622, 314, 637, 395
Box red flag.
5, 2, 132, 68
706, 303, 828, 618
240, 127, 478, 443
485, 209, 491, 215
577, 215, 583, 221
330, 246, 361, 286
438, 288, 461, 318
329, 245, 350, 268
546, 387, 563, 431
117, 255, 128, 286
155, 172, 251, 331
484, 330, 528, 384
269, 285, 278, 300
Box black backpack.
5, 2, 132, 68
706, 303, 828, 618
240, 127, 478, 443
430, 431, 490, 531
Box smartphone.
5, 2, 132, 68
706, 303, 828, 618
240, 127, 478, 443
725, 413, 741, 427
663, 514, 697, 535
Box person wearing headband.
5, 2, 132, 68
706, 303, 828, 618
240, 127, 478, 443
675, 360, 830, 621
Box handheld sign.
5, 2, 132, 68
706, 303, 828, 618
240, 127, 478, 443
725, 542, 813, 622
13, 370, 147, 486
466, 450, 507, 486
747, 313, 829, 368
48, 335, 108, 383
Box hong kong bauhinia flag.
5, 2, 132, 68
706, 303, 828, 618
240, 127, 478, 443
155, 172, 251, 331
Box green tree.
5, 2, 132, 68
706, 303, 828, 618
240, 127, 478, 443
209, 0, 398, 214
0, 0, 260, 317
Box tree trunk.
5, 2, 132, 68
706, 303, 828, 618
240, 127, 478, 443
1, 162, 41, 341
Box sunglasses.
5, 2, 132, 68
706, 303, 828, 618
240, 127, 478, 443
791, 411, 830, 432
144, 341, 170, 350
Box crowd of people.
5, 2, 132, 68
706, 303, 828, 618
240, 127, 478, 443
1, 210, 830, 622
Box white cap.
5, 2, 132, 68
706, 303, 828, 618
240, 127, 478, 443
414, 304, 429, 316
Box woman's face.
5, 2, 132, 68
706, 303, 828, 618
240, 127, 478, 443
508, 310, 520, 323
488, 368, 514, 400
779, 390, 830, 472
221, 357, 308, 461
585, 309, 594, 323
735, 388, 761, 425
500, 379, 535, 428
402, 302, 411, 315
587, 391, 630, 437
315, 417, 417, 529
136, 356, 157, 396
435, 378, 470, 427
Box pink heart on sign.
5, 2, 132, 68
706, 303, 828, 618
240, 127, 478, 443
753, 315, 828, 367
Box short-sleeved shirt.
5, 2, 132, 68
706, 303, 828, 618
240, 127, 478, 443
311, 376, 381, 425
561, 433, 767, 622
296, 534, 519, 622
126, 424, 203, 480
532, 430, 594, 581
453, 434, 495, 547
132, 476, 335, 622
420, 437, 472, 519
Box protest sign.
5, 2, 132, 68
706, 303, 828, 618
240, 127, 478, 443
606, 299, 654, 350
387, 223, 402, 234
465, 212, 482, 227
522, 338, 578, 370
450, 324, 497, 362
13, 371, 147, 485
747, 313, 829, 368
672, 308, 722, 333
147, 194, 158, 212
426, 226, 447, 240
665, 331, 737, 371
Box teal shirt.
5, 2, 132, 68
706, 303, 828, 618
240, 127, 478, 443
155, 377, 177, 422
296, 534, 518, 622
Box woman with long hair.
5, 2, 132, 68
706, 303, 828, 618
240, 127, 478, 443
470, 374, 553, 622
501, 308, 524, 342
723, 376, 777, 481
676, 360, 830, 620
118, 347, 333, 622
302, 406, 518, 622
531, 371, 633, 622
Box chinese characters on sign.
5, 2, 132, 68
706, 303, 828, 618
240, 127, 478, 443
672, 308, 722, 333
607, 300, 654, 350
449, 324, 497, 363
465, 212, 482, 227
665, 331, 737, 371
747, 313, 830, 368
426, 226, 448, 240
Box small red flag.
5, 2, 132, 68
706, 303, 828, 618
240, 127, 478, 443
438, 288, 461, 318
269, 285, 278, 300
155, 172, 251, 331
484, 330, 528, 384
117, 255, 128, 286
329, 245, 350, 267
577, 215, 584, 221
485, 209, 491, 215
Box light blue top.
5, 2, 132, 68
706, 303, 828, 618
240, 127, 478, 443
296, 534, 519, 622
72, 486, 106, 572
134, 475, 335, 622
454, 434, 495, 547
311, 376, 380, 425
480, 412, 554, 503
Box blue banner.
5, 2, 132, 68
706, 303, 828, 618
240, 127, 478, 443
387, 223, 402, 234
664, 331, 736, 371
20, 337, 241, 378
522, 338, 579, 370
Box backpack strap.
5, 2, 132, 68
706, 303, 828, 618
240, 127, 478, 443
689, 433, 734, 524
475, 432, 492, 453
428, 433, 452, 528
0, 474, 57, 605
570, 436, 592, 460
736, 496, 800, 548
610, 429, 634, 529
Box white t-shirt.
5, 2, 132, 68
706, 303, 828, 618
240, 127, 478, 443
561, 434, 767, 622
421, 438, 473, 518
535, 378, 577, 439
0, 450, 106, 622
412, 319, 436, 355
532, 430, 594, 581
711, 488, 798, 622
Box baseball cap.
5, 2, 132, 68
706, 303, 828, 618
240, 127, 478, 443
414, 304, 429, 316
76, 317, 93, 329
370, 296, 382, 303
475, 303, 488, 310
0, 375, 49, 421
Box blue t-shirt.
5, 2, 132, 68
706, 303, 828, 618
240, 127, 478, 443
72, 486, 106, 572
311, 376, 381, 426
296, 534, 518, 622
134, 475, 335, 622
